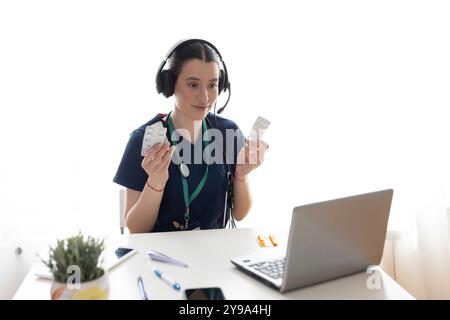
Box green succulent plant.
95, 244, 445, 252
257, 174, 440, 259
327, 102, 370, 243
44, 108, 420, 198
42, 233, 105, 283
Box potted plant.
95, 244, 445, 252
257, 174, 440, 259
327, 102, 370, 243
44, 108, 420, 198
42, 233, 110, 300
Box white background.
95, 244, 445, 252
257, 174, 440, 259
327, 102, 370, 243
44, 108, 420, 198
1, 0, 449, 247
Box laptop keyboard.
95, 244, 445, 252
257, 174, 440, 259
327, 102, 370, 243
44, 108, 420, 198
249, 258, 285, 279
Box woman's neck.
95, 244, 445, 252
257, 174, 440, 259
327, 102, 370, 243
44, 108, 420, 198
171, 108, 203, 144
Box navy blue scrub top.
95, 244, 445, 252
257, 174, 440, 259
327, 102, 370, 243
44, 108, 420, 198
113, 113, 245, 232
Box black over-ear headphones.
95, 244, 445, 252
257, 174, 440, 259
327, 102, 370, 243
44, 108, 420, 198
155, 39, 231, 114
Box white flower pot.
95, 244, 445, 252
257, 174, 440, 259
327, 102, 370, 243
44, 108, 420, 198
50, 270, 109, 300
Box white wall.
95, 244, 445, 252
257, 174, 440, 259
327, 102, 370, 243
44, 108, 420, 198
1, 0, 450, 298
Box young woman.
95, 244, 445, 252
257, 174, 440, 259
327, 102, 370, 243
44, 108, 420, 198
113, 39, 269, 233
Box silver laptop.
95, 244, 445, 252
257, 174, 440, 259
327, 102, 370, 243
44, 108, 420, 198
230, 189, 393, 292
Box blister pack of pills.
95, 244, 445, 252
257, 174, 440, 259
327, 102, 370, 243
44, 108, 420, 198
141, 122, 168, 156
248, 116, 271, 140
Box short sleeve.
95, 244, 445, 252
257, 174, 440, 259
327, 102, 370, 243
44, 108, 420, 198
113, 130, 147, 191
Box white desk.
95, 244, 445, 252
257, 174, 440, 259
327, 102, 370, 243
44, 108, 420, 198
14, 228, 414, 300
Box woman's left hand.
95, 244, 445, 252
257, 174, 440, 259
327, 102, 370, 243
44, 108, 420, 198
235, 139, 269, 180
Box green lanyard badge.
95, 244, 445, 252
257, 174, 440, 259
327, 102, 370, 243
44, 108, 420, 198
167, 114, 209, 229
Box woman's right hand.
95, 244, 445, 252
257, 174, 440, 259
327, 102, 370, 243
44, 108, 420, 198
141, 142, 175, 189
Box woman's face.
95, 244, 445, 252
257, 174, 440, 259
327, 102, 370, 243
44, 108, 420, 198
173, 59, 220, 121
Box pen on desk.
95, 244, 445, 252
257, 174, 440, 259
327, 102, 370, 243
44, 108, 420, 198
152, 267, 181, 291
137, 275, 149, 300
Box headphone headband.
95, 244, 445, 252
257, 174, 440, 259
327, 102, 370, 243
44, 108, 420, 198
163, 39, 224, 61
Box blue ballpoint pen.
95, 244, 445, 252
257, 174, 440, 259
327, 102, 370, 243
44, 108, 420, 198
137, 275, 149, 300
153, 267, 181, 291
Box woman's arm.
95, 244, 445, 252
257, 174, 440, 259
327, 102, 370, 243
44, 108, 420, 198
125, 143, 174, 233
124, 184, 165, 233
231, 175, 252, 221
232, 139, 269, 221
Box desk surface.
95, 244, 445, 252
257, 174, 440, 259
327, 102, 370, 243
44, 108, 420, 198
14, 228, 414, 300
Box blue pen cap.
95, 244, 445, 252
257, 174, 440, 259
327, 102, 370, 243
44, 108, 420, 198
172, 282, 181, 291
153, 268, 162, 278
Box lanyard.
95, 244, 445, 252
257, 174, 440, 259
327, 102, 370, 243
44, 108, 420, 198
167, 113, 209, 229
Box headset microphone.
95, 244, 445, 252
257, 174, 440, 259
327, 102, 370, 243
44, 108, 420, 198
216, 86, 231, 114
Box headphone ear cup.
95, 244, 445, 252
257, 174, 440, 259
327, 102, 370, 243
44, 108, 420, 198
159, 70, 175, 98
218, 69, 225, 94
156, 70, 163, 94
